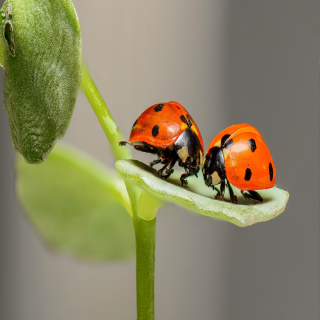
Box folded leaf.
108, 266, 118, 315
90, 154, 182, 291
0, 0, 82, 163
16, 143, 135, 261
127, 184, 163, 221
116, 160, 289, 227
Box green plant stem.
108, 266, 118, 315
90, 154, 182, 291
80, 63, 131, 161
81, 64, 156, 319
133, 212, 156, 320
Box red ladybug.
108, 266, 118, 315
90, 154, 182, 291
119, 101, 204, 185
202, 124, 276, 203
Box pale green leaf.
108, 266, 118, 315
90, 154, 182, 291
16, 143, 135, 261
116, 160, 289, 227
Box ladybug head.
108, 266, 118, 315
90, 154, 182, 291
202, 147, 226, 187
174, 128, 203, 173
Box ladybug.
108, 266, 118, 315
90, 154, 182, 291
119, 101, 204, 185
202, 124, 276, 203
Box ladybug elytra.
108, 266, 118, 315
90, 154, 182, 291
202, 124, 276, 203
119, 101, 204, 185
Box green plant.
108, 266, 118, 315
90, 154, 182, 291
0, 1, 289, 319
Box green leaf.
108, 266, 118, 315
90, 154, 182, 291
16, 143, 135, 261
0, 0, 82, 163
116, 160, 289, 227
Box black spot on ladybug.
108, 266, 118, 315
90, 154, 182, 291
186, 115, 193, 128
244, 168, 252, 181
152, 125, 159, 137
154, 104, 164, 112
180, 115, 187, 124
269, 162, 273, 181
225, 139, 233, 149
221, 134, 231, 147
248, 138, 257, 152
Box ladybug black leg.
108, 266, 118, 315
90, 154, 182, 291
180, 168, 191, 186
213, 186, 222, 200
150, 158, 161, 167
180, 176, 188, 186
220, 180, 226, 199
226, 180, 237, 204
134, 145, 157, 154
241, 190, 263, 202
157, 165, 166, 177
164, 168, 174, 179
158, 157, 177, 179
119, 141, 157, 154
248, 190, 263, 202
241, 190, 250, 200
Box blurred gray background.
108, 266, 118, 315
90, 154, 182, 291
0, 0, 318, 319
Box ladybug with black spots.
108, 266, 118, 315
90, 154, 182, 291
202, 124, 276, 203
119, 101, 204, 185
